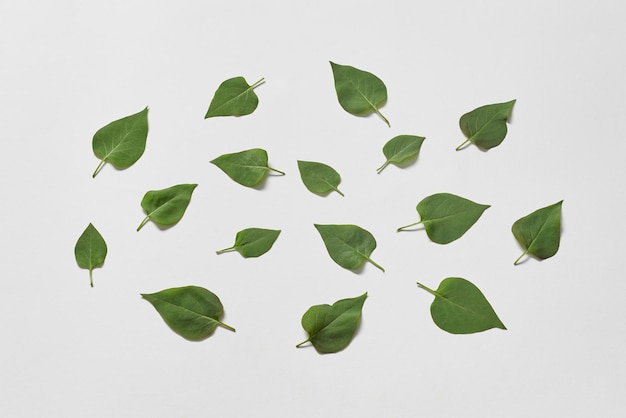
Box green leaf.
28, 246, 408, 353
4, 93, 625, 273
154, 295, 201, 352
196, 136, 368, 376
377, 135, 425, 173
512, 200, 563, 265
397, 193, 490, 244
141, 286, 235, 341
296, 293, 367, 354
137, 184, 197, 231
330, 61, 390, 127
297, 160, 344, 196
205, 76, 264, 118
211, 148, 285, 188
314, 224, 384, 272
216, 228, 281, 258
417, 278, 506, 334
92, 107, 149, 177
456, 100, 516, 151
74, 223, 107, 287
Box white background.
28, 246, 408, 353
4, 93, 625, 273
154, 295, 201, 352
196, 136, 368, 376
1, 1, 625, 417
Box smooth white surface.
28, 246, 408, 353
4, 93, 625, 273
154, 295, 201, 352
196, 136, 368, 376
1, 1, 625, 416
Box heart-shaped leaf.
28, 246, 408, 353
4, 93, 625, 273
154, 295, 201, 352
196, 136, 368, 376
205, 76, 264, 118
397, 193, 490, 244
216, 228, 281, 258
141, 286, 235, 341
377, 135, 425, 173
512, 200, 563, 265
297, 160, 344, 196
417, 278, 506, 334
74, 223, 107, 287
137, 184, 197, 231
330, 61, 390, 127
296, 293, 367, 354
314, 224, 384, 272
92, 107, 149, 177
211, 148, 285, 188
456, 100, 516, 151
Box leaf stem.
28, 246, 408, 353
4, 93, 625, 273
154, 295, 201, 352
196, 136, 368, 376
455, 138, 471, 151
374, 108, 390, 127
250, 78, 265, 90
92, 160, 106, 178
218, 321, 236, 332
296, 339, 310, 348
416, 282, 438, 297
367, 257, 385, 273
89, 268, 94, 288
267, 166, 285, 175
216, 246, 236, 255
334, 187, 345, 197
514, 250, 528, 265
376, 161, 390, 174
396, 220, 423, 232
137, 216, 150, 231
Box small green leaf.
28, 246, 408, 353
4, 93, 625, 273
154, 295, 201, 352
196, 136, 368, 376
205, 76, 264, 118
74, 223, 107, 287
92, 107, 149, 177
456, 100, 516, 151
211, 148, 285, 188
216, 228, 281, 258
296, 293, 367, 354
512, 200, 563, 265
141, 286, 235, 341
377, 135, 425, 173
417, 278, 506, 334
397, 193, 490, 244
330, 61, 390, 127
297, 160, 344, 196
137, 184, 197, 231
314, 224, 384, 272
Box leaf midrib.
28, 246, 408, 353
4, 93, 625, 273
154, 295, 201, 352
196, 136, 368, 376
468, 108, 507, 142
151, 295, 221, 326
211, 86, 255, 114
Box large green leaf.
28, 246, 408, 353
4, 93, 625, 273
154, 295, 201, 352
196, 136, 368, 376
216, 228, 281, 258
297, 160, 344, 196
457, 100, 516, 150
211, 148, 285, 188
330, 61, 390, 127
512, 200, 563, 265
417, 278, 506, 334
397, 193, 490, 244
141, 286, 235, 341
314, 224, 384, 272
377, 135, 425, 173
137, 184, 197, 231
74, 223, 107, 287
296, 293, 367, 354
92, 107, 148, 177
205, 76, 264, 118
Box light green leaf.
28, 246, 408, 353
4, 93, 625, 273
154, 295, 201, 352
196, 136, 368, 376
74, 223, 107, 287
330, 61, 390, 127
297, 160, 344, 196
141, 286, 235, 341
512, 200, 563, 265
314, 224, 384, 272
92, 107, 149, 177
137, 184, 197, 231
397, 193, 490, 244
216, 228, 281, 258
296, 293, 367, 354
377, 135, 425, 173
205, 76, 264, 118
457, 100, 516, 151
417, 278, 506, 334
211, 148, 285, 188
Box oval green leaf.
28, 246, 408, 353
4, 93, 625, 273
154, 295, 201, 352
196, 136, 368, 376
457, 100, 516, 151
211, 148, 285, 188
417, 278, 506, 334
216, 228, 281, 258
137, 184, 197, 231
92, 107, 149, 177
377, 135, 425, 173
297, 160, 344, 196
330, 61, 390, 127
397, 193, 490, 244
512, 200, 563, 265
205, 76, 264, 118
314, 224, 384, 272
296, 292, 367, 354
141, 286, 235, 341
74, 223, 107, 287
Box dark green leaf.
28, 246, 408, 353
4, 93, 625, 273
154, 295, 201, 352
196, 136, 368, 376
330, 61, 390, 127
297, 160, 344, 196
457, 100, 516, 150
512, 200, 563, 265
211, 148, 284, 187
74, 223, 107, 287
205, 76, 264, 118
296, 293, 367, 354
92, 107, 148, 177
216, 228, 281, 258
417, 278, 506, 334
314, 224, 384, 272
377, 135, 425, 173
141, 286, 235, 341
137, 184, 197, 231
397, 193, 490, 244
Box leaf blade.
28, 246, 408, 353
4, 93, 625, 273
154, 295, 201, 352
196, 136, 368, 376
457, 100, 515, 150
211, 148, 284, 188
216, 228, 281, 258
314, 224, 384, 272
377, 135, 425, 173
205, 76, 264, 118
512, 200, 563, 264
74, 223, 107, 287
297, 160, 344, 196
138, 184, 197, 231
